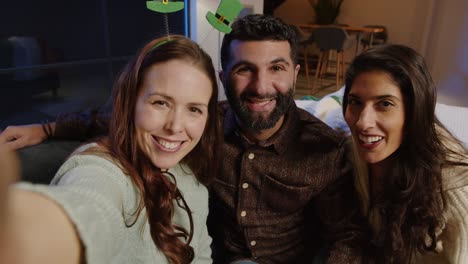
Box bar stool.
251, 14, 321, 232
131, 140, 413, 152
311, 26, 354, 93
299, 33, 316, 90
360, 25, 388, 50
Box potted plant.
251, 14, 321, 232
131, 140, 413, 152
308, 0, 344, 25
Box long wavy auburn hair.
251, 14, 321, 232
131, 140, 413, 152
342, 44, 468, 263
95, 35, 221, 264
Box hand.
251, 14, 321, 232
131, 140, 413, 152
0, 124, 48, 150
0, 145, 20, 264
0, 145, 19, 219
0, 144, 19, 214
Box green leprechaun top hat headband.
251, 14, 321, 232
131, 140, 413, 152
146, 0, 244, 43
206, 0, 243, 34
146, 0, 185, 38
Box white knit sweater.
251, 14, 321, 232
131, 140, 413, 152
16, 143, 212, 264
415, 163, 468, 263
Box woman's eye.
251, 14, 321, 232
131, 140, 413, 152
347, 98, 360, 105
151, 100, 167, 106
379, 100, 394, 107
189, 107, 203, 114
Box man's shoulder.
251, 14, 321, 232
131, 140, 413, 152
294, 106, 346, 146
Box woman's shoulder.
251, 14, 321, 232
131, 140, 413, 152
169, 163, 209, 210
50, 142, 134, 201
438, 127, 468, 191
169, 163, 204, 188
56, 143, 124, 178
442, 164, 468, 192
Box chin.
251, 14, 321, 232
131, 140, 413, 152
362, 155, 385, 164
150, 157, 179, 171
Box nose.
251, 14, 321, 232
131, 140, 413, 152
355, 105, 376, 131
251, 70, 269, 95
163, 109, 184, 134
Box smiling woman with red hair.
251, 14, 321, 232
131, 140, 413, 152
0, 35, 221, 264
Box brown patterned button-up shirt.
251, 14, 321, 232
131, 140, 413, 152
54, 102, 363, 263
209, 102, 362, 263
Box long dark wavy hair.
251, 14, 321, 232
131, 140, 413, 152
93, 35, 221, 264
342, 44, 467, 263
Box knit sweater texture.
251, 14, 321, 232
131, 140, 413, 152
16, 143, 212, 264
414, 162, 468, 263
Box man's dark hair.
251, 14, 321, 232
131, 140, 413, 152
220, 14, 299, 70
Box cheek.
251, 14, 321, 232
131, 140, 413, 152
229, 78, 246, 96
388, 113, 406, 141
134, 106, 162, 133
187, 118, 208, 142
392, 121, 405, 144
272, 75, 293, 92
344, 109, 355, 127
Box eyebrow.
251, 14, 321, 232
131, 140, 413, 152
230, 57, 291, 70
270, 58, 290, 66
348, 93, 402, 101
147, 91, 170, 99
188, 102, 209, 108
147, 92, 209, 107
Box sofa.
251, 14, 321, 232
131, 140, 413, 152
18, 87, 468, 183
295, 87, 468, 148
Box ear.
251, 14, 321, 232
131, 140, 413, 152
292, 64, 301, 92
294, 64, 301, 80
218, 70, 224, 83
218, 70, 228, 92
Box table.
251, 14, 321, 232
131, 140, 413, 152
296, 24, 384, 55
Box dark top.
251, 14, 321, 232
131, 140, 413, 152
53, 101, 363, 263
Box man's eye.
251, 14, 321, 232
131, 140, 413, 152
236, 66, 252, 72
271, 65, 284, 71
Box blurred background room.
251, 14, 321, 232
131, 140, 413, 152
1, 0, 467, 129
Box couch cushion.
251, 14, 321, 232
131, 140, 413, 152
296, 87, 468, 148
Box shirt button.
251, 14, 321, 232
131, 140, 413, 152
248, 153, 255, 160
240, 211, 247, 217
250, 240, 257, 246
242, 183, 249, 189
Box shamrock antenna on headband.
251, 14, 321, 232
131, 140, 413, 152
146, 0, 185, 37
145, 0, 244, 47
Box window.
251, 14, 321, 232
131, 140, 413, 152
0, 0, 186, 128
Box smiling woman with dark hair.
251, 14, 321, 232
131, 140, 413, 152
343, 44, 468, 263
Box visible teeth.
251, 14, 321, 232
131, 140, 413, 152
248, 97, 274, 103
157, 139, 181, 149
359, 135, 383, 143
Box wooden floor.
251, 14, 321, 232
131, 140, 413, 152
294, 69, 343, 100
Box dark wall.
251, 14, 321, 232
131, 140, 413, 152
0, 0, 186, 63
0, 0, 187, 128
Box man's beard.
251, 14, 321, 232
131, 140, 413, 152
225, 84, 295, 131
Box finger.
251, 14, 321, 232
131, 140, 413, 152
0, 132, 16, 145
5, 139, 26, 151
